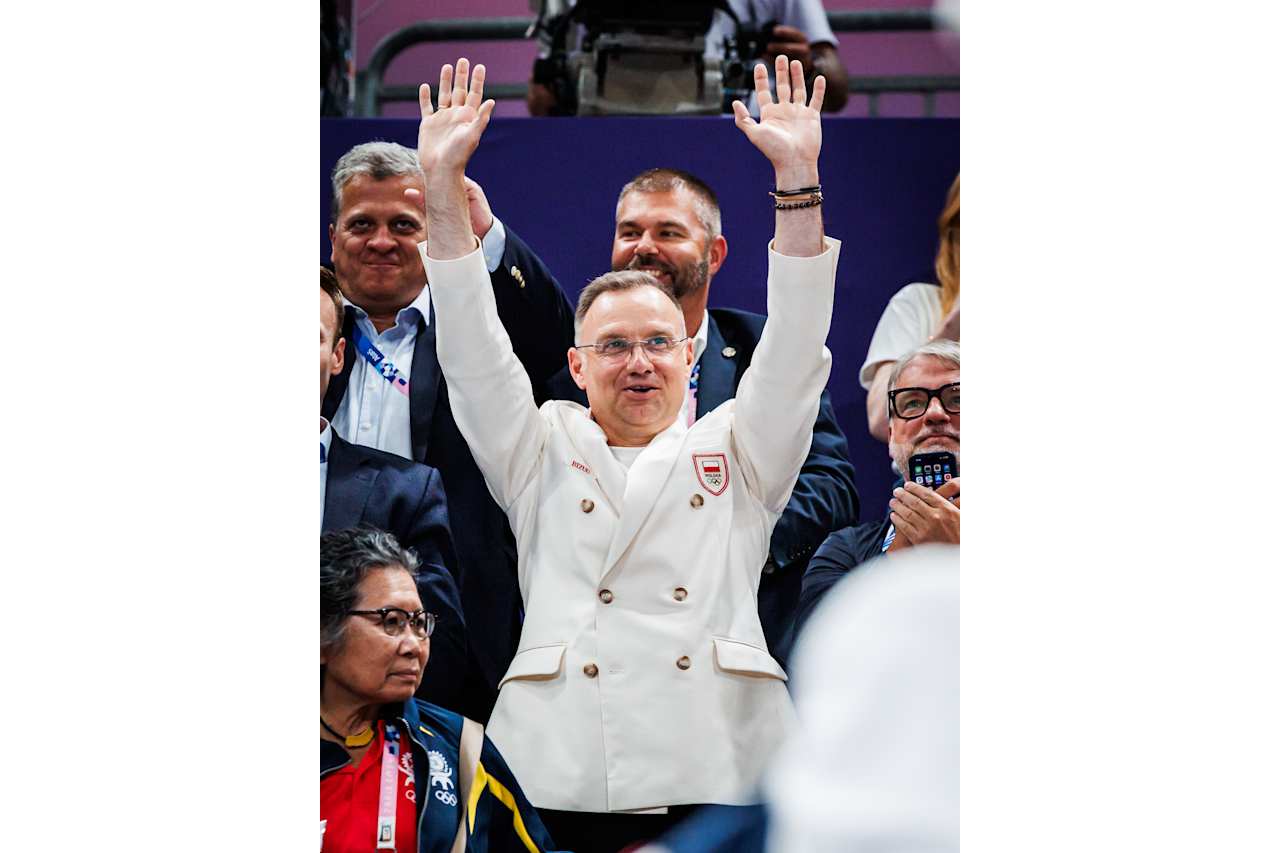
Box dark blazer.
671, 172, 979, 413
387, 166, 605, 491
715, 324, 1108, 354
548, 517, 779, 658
323, 432, 467, 714
786, 515, 890, 658
322, 227, 576, 723
548, 307, 860, 665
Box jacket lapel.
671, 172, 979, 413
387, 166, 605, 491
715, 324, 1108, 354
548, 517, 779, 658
322, 435, 377, 530
409, 310, 441, 464
599, 419, 687, 580
697, 313, 738, 416
398, 705, 461, 852
563, 408, 626, 516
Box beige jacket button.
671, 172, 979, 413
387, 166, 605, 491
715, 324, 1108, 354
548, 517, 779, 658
583, 663, 599, 678
673, 587, 688, 602
690, 494, 704, 508
581, 499, 595, 513
598, 589, 614, 604
676, 655, 692, 670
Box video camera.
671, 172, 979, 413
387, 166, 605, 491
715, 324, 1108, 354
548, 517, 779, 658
531, 0, 775, 116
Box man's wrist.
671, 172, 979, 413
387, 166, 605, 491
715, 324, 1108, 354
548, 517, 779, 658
773, 164, 820, 192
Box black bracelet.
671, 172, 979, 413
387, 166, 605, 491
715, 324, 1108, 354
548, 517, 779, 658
770, 184, 822, 198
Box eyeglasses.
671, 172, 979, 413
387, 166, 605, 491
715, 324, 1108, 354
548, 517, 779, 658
888, 382, 960, 420
348, 607, 436, 640
573, 335, 689, 361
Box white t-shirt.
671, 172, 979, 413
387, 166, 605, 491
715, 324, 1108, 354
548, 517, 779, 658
859, 283, 943, 390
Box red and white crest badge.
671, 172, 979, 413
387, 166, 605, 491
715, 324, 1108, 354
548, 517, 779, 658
692, 453, 729, 496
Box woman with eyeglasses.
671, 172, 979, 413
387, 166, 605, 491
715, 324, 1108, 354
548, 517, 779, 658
321, 526, 560, 853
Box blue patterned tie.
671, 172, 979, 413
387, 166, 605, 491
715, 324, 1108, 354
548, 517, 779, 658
320, 442, 327, 463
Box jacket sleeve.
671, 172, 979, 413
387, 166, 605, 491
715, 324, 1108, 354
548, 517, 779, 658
423, 243, 549, 514
399, 466, 469, 713
467, 734, 565, 853
488, 226, 577, 395
767, 387, 860, 571
733, 238, 841, 513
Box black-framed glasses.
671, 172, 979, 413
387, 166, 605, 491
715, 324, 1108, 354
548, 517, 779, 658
888, 382, 960, 420
573, 335, 689, 361
348, 607, 436, 640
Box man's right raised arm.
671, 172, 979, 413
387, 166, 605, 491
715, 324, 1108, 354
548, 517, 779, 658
415, 59, 549, 511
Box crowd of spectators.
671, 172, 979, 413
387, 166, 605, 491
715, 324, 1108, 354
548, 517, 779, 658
320, 47, 958, 853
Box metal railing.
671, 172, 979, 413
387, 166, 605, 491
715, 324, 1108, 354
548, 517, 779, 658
356, 9, 958, 117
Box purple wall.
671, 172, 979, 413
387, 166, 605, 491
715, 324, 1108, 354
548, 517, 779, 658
351, 0, 958, 118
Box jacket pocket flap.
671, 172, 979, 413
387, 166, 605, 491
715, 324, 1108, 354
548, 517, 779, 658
499, 643, 567, 687
712, 637, 788, 681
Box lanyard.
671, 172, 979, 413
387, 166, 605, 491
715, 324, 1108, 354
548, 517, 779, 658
881, 522, 897, 553
376, 723, 400, 850
686, 362, 701, 426
351, 324, 411, 398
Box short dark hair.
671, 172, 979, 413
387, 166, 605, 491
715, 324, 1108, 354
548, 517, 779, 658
574, 270, 683, 335
321, 526, 421, 653
320, 266, 344, 345
617, 167, 721, 241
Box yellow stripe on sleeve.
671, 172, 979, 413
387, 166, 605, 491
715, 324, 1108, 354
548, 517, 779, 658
467, 760, 542, 853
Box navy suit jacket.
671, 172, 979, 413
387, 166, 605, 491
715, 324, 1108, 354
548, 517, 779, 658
786, 514, 890, 659
323, 432, 467, 713
548, 307, 860, 664
322, 227, 576, 723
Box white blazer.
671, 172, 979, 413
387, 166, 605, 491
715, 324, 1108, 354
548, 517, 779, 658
423, 238, 840, 813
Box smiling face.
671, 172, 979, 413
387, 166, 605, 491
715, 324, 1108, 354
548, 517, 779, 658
328, 174, 428, 317
612, 188, 726, 301
320, 566, 429, 708
888, 356, 961, 474
568, 284, 693, 447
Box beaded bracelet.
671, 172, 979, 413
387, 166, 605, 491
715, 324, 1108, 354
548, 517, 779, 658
774, 192, 823, 210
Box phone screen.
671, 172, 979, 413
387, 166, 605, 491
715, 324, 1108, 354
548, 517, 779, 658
908, 451, 957, 489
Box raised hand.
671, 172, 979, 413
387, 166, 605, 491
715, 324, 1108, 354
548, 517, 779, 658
731, 54, 825, 176
416, 59, 496, 180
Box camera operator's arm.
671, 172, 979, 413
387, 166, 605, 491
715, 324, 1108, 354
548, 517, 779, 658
765, 24, 849, 113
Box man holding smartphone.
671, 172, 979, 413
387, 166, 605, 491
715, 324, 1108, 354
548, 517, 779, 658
788, 340, 959, 645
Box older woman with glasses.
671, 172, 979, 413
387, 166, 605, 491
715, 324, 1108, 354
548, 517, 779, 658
321, 526, 560, 853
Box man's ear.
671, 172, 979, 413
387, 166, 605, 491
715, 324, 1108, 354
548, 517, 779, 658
567, 347, 588, 391
707, 234, 728, 278
328, 223, 337, 262
332, 336, 346, 376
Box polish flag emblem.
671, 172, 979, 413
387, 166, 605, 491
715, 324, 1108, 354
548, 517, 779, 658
693, 453, 729, 496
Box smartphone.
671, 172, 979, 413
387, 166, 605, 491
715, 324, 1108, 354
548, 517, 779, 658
908, 451, 958, 489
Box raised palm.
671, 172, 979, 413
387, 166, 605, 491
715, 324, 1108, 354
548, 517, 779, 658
732, 55, 825, 170
416, 59, 496, 178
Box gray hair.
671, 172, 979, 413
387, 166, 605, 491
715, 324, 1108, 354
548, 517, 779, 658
887, 339, 960, 395
574, 270, 683, 335
616, 167, 722, 242
320, 526, 421, 652
330, 141, 424, 223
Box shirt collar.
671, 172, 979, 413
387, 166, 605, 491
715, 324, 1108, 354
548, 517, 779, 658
320, 417, 333, 463
691, 309, 709, 364
341, 284, 432, 331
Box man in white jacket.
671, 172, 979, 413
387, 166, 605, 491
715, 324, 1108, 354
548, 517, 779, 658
412, 55, 840, 852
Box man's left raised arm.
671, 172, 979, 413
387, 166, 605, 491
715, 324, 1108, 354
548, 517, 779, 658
731, 56, 841, 512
